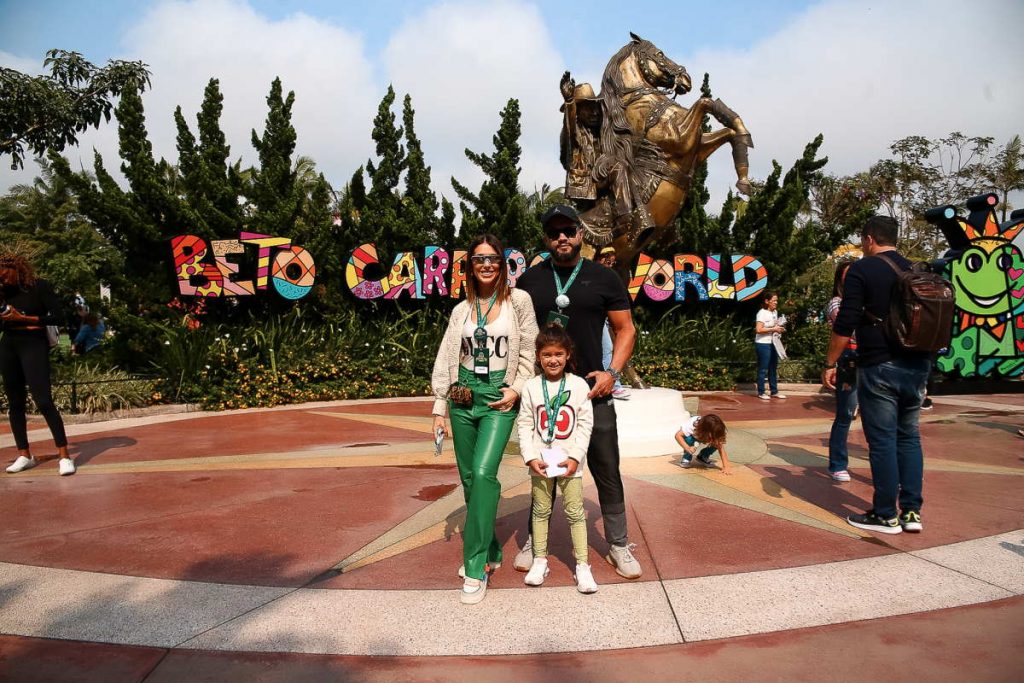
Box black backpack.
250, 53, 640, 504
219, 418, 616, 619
868, 254, 955, 353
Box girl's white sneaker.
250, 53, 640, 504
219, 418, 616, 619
459, 576, 487, 605
59, 458, 76, 476
524, 557, 549, 586
575, 562, 598, 594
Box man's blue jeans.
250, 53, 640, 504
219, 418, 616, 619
857, 357, 930, 518
755, 342, 778, 396
828, 349, 859, 473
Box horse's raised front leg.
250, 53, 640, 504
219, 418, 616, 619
707, 98, 754, 196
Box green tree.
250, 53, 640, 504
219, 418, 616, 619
451, 98, 536, 251
0, 158, 123, 303
983, 134, 1024, 221
723, 134, 844, 293
401, 94, 440, 245
0, 49, 151, 169
246, 78, 301, 237
363, 86, 406, 255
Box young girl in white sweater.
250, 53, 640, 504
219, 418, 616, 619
516, 323, 596, 593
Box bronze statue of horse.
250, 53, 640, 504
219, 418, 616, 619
559, 33, 753, 266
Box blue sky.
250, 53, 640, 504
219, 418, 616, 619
1, 0, 1021, 215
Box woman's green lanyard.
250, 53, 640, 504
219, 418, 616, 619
540, 375, 567, 445
548, 259, 583, 327
472, 292, 497, 377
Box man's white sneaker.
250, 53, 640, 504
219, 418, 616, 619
524, 557, 549, 586
830, 470, 851, 482
459, 576, 487, 604
58, 458, 76, 476
606, 543, 642, 579
575, 562, 598, 594
758, 394, 771, 401
513, 536, 534, 572
6, 455, 37, 474
772, 393, 788, 399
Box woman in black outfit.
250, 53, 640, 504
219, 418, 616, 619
0, 253, 74, 475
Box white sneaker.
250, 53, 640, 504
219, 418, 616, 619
459, 576, 487, 604
575, 562, 598, 594
830, 470, 851, 482
772, 393, 788, 399
606, 543, 642, 579
524, 557, 549, 586
59, 458, 76, 476
6, 455, 37, 473
758, 394, 771, 401
513, 536, 534, 572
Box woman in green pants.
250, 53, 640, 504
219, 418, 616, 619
431, 234, 538, 604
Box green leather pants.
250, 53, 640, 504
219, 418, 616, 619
449, 367, 515, 580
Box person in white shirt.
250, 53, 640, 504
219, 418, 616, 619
754, 291, 786, 400
516, 323, 597, 593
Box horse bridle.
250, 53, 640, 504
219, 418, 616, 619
633, 42, 684, 97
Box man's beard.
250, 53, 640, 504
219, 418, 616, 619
552, 242, 581, 264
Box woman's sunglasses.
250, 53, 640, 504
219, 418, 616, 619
470, 254, 502, 266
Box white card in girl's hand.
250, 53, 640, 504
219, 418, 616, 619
541, 447, 568, 478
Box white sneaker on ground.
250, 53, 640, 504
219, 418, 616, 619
606, 543, 642, 579
772, 393, 788, 399
758, 394, 771, 401
458, 561, 500, 578
831, 470, 851, 482
575, 562, 598, 594
6, 455, 37, 474
58, 458, 76, 476
459, 576, 487, 604
524, 558, 549, 586
513, 536, 533, 572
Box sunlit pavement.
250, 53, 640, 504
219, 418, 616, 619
1, 390, 1021, 681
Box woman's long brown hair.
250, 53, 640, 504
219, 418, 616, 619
0, 253, 37, 288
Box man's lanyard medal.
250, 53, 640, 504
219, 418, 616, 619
473, 293, 497, 378
546, 259, 583, 327
541, 376, 567, 445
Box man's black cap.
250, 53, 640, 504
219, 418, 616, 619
540, 204, 582, 227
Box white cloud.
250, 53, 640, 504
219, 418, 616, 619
687, 0, 1024, 213
383, 0, 567, 205
2, 0, 379, 206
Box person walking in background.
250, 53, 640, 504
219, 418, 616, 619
430, 234, 538, 604
595, 246, 629, 400
755, 291, 786, 400
823, 216, 930, 535
826, 262, 857, 482
517, 323, 597, 593
0, 253, 74, 476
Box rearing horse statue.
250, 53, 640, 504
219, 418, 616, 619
559, 32, 753, 266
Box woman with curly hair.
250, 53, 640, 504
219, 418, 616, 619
0, 253, 73, 475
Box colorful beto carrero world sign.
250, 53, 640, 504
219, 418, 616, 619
170, 232, 316, 299
345, 243, 769, 303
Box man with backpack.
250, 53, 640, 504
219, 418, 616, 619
822, 215, 952, 535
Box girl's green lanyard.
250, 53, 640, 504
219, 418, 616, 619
548, 259, 583, 327
540, 375, 567, 445
472, 293, 497, 378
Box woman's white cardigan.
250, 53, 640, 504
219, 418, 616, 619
430, 288, 539, 417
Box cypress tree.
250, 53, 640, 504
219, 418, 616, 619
364, 85, 406, 255
451, 98, 535, 250
248, 77, 301, 237
401, 94, 440, 245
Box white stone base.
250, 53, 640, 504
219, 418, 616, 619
613, 387, 688, 458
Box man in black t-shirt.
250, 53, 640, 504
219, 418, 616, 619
515, 204, 642, 579
822, 215, 930, 536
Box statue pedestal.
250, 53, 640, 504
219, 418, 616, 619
614, 387, 689, 458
